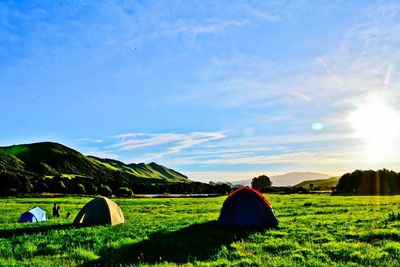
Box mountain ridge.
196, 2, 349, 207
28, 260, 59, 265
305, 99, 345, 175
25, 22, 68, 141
0, 141, 189, 184
294, 176, 340, 189
232, 172, 333, 187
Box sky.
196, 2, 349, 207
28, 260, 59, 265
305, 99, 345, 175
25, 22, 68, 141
2, 1, 400, 182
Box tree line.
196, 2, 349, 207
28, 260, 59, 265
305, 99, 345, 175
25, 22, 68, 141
0, 171, 233, 196
335, 169, 400, 195
0, 171, 332, 196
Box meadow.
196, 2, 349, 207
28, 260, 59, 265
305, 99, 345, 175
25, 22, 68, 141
1, 194, 400, 266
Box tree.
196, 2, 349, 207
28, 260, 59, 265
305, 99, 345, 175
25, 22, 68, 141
118, 187, 133, 197
99, 185, 112, 196
214, 182, 232, 195
335, 169, 400, 195
85, 181, 98, 195
34, 181, 49, 193
75, 183, 86, 194
251, 175, 272, 192
46, 179, 66, 193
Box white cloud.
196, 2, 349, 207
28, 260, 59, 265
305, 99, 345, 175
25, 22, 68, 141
78, 137, 104, 144
35, 2, 400, 174
79, 2, 400, 174
83, 1, 289, 51
86, 150, 119, 159
112, 131, 227, 157
159, 131, 358, 167
165, 148, 359, 167
163, 19, 249, 37
201, 151, 358, 165
172, 1, 400, 114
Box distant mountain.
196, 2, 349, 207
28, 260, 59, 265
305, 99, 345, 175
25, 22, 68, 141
0, 142, 189, 184
232, 172, 332, 187
294, 176, 340, 189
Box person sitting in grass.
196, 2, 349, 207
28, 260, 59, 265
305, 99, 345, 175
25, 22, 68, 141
52, 203, 57, 218
66, 211, 71, 219
56, 205, 60, 218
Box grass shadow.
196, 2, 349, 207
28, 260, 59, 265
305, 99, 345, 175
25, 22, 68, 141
0, 223, 78, 238
84, 221, 257, 266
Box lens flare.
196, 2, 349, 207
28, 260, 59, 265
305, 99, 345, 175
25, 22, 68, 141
348, 95, 400, 162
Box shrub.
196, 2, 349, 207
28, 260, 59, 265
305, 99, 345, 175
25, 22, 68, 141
75, 183, 86, 194
34, 181, 49, 193
98, 185, 112, 196
251, 175, 272, 192
5, 188, 18, 195
388, 211, 400, 221
85, 181, 98, 195
50, 180, 66, 193
118, 187, 133, 197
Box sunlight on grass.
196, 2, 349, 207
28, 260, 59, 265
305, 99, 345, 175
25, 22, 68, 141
0, 195, 400, 266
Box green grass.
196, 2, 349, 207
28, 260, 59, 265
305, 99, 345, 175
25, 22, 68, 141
1, 194, 400, 266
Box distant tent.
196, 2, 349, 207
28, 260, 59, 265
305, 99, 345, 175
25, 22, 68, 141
18, 207, 48, 223
218, 187, 278, 228
73, 197, 125, 226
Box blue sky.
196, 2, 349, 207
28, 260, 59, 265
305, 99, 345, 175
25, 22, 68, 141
2, 1, 400, 182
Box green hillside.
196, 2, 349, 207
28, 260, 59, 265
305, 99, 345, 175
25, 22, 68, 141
0, 142, 190, 195
0, 152, 25, 172
294, 176, 340, 189
0, 142, 188, 183
0, 142, 113, 178
88, 156, 189, 183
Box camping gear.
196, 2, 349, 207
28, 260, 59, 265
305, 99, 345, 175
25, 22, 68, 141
73, 197, 125, 226
18, 207, 48, 223
218, 187, 278, 228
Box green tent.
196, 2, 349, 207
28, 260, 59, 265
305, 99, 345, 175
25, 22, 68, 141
73, 197, 125, 226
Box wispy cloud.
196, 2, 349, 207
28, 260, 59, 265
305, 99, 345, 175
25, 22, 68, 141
80, 1, 287, 51
112, 131, 226, 158
86, 150, 119, 159
290, 91, 311, 102
5, 1, 400, 180
167, 1, 400, 151
161, 132, 358, 166
162, 19, 249, 37
77, 137, 104, 144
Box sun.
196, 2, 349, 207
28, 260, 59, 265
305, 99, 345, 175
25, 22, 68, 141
348, 95, 400, 162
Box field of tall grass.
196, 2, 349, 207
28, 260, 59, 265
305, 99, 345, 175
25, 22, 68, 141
1, 194, 400, 266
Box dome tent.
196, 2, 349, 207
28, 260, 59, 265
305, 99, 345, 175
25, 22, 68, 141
218, 187, 278, 228
18, 207, 48, 223
73, 197, 125, 226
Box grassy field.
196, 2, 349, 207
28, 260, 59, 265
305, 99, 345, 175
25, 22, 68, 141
1, 194, 400, 266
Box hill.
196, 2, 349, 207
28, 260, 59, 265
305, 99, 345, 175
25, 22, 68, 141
233, 172, 332, 187
294, 176, 340, 189
0, 142, 188, 183
87, 156, 189, 183
0, 142, 191, 195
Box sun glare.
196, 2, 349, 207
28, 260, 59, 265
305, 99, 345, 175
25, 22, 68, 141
348, 96, 400, 162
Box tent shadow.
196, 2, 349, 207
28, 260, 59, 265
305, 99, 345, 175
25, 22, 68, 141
0, 223, 78, 238
84, 221, 257, 266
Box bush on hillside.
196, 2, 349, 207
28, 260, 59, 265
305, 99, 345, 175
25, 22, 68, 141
118, 187, 133, 197
99, 185, 112, 196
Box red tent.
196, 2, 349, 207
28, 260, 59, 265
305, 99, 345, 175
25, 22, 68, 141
218, 187, 278, 228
